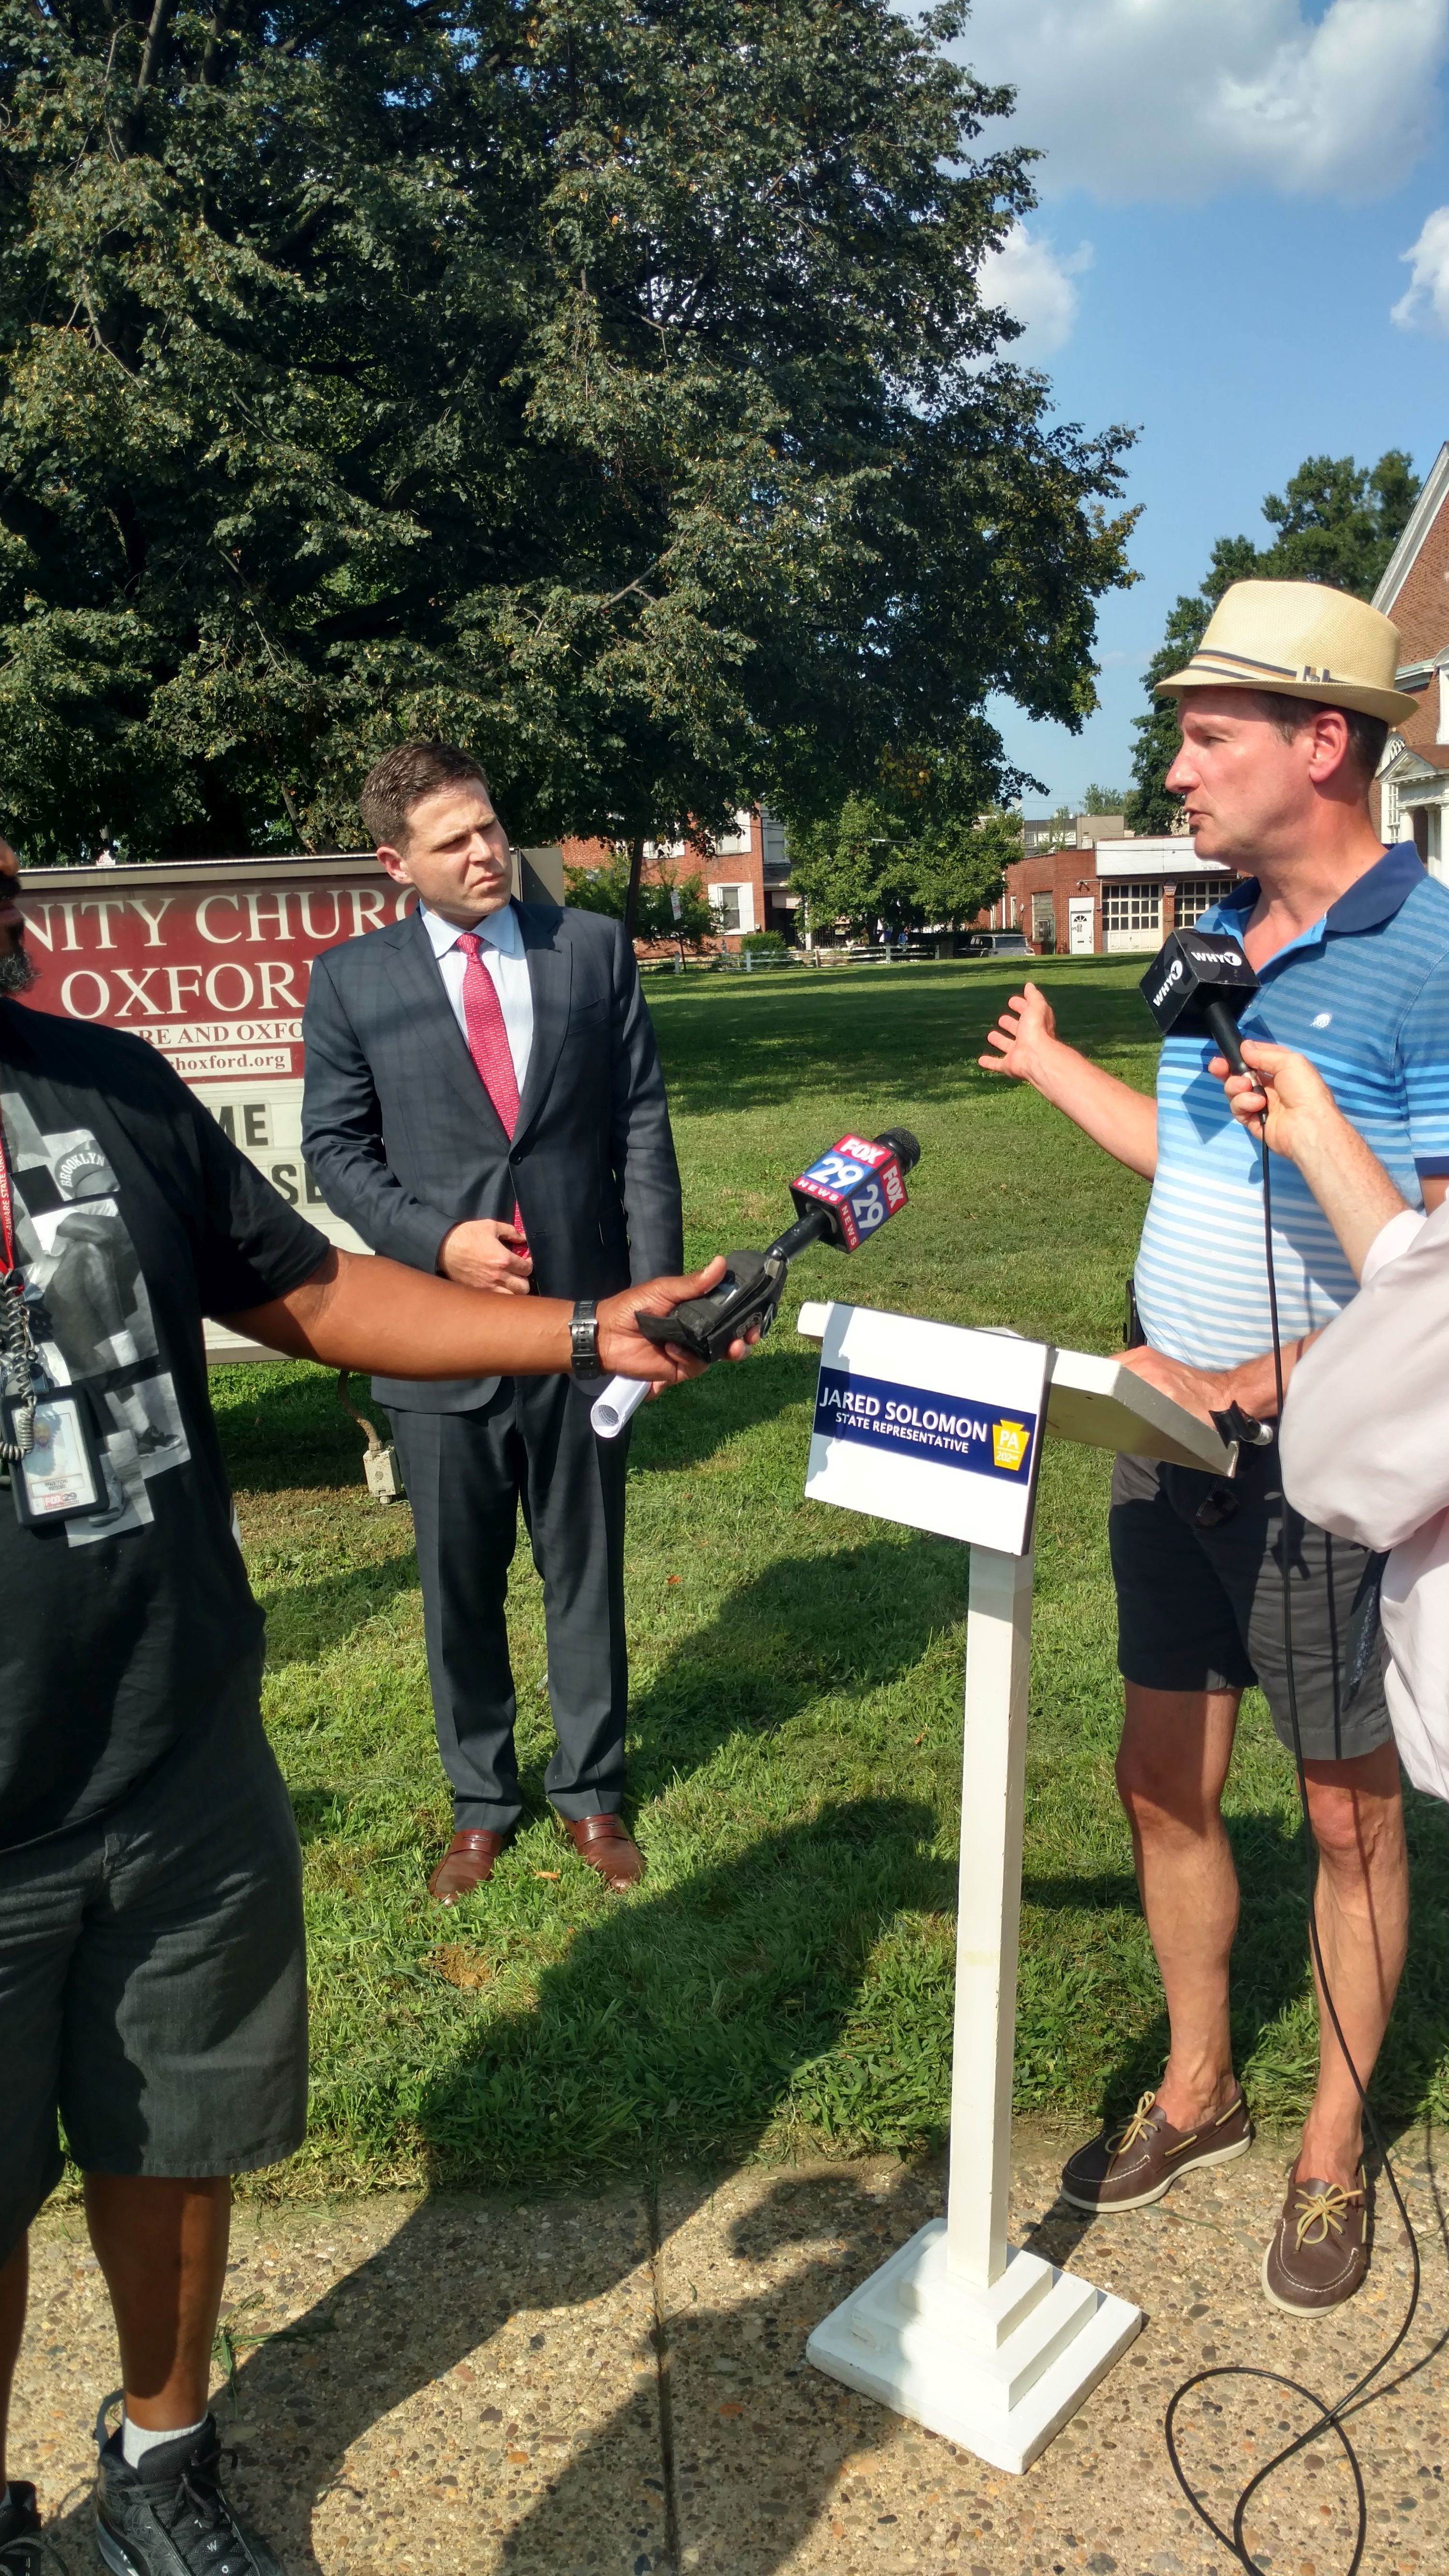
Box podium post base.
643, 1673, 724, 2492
805, 2219, 1141, 2474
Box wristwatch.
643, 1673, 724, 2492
569, 1297, 603, 1381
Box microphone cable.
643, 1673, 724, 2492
1161, 1110, 1431, 2576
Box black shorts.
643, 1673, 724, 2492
1109, 1443, 1392, 1765
0, 1685, 307, 2266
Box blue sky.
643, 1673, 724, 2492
948, 0, 1449, 810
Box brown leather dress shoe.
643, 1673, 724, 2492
428, 1828, 509, 1905
559, 1813, 645, 1891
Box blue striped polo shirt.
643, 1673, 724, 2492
1133, 842, 1449, 1370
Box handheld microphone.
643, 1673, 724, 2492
1139, 927, 1261, 1078
591, 1130, 921, 1432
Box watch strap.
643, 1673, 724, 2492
570, 1297, 602, 1381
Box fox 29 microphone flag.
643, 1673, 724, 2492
788, 1134, 911, 1249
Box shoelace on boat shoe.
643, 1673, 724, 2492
1292, 2181, 1364, 2251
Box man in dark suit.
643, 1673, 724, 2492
301, 740, 684, 1902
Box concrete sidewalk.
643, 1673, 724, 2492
14, 2129, 1448, 2575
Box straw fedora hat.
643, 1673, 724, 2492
1154, 579, 1418, 725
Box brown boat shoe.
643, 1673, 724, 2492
1061, 2086, 1253, 2214
1262, 2165, 1370, 2315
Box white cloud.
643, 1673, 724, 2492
979, 222, 1092, 359
958, 0, 1449, 203
1393, 205, 1449, 333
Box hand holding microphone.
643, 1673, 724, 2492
1166, 946, 1410, 1288
1208, 1038, 1411, 1286
1213, 1037, 1331, 1155
591, 1127, 922, 1436
593, 1258, 756, 1391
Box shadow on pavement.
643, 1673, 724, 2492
504, 2163, 947, 2576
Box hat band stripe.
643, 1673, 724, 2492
1189, 648, 1315, 680
1185, 647, 1358, 686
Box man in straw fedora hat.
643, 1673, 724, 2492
983, 578, 1449, 2314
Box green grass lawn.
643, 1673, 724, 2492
214, 955, 1449, 2198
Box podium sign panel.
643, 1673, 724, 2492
805, 1306, 1050, 1554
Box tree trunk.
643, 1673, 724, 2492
623, 835, 646, 944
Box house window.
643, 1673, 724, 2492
1439, 669, 1449, 744
1100, 880, 1162, 951
713, 810, 753, 857
1382, 776, 1400, 844
707, 881, 755, 934
1173, 882, 1229, 929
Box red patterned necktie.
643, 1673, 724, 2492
457, 930, 524, 1240
456, 931, 520, 1136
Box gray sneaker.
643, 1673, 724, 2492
94, 2408, 284, 2576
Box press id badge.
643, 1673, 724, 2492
3, 1390, 105, 1524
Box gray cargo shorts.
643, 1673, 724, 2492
0, 1683, 307, 2266
1109, 1440, 1392, 1765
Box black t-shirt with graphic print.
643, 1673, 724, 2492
0, 1002, 328, 1851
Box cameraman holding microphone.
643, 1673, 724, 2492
0, 814, 744, 2576
982, 581, 1449, 2314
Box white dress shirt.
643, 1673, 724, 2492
419, 898, 533, 1096
1280, 1201, 1449, 1802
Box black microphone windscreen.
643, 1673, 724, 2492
876, 1127, 921, 1171
1140, 929, 1260, 1045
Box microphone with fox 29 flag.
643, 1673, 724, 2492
787, 1132, 912, 1249
1139, 927, 1261, 1079
632, 1128, 921, 1367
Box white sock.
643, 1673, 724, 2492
121, 2414, 206, 2469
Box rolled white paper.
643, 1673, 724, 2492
591, 1373, 653, 1439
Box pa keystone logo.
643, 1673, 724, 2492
991, 1419, 1030, 1473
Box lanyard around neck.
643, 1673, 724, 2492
0, 1119, 36, 1461
0, 1119, 18, 1281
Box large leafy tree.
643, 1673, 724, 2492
790, 793, 920, 939
790, 776, 1018, 938
1126, 452, 1418, 832
564, 851, 714, 950
0, 0, 1136, 863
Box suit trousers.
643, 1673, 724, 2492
389, 1376, 631, 1831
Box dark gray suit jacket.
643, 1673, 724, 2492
300, 900, 684, 1412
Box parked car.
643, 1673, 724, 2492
960, 929, 1032, 957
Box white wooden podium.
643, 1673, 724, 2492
793, 1299, 1235, 2473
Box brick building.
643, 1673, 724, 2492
987, 816, 1238, 956
560, 806, 796, 952
1373, 443, 1449, 872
